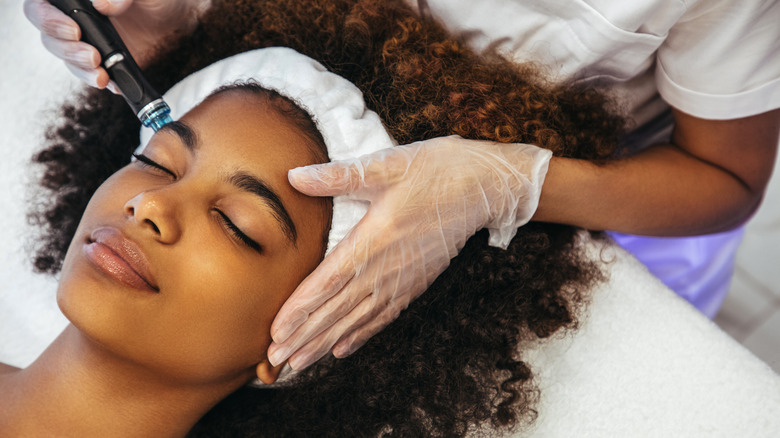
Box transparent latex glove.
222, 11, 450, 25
24, 0, 210, 90
268, 135, 552, 370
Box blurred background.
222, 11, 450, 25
1, 1, 778, 372
715, 151, 780, 373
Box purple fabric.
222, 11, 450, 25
607, 226, 746, 318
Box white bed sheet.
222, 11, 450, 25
1, 3, 778, 436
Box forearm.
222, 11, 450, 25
534, 144, 764, 236
534, 108, 780, 236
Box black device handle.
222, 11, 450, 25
49, 0, 162, 116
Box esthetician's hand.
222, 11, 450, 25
24, 0, 210, 90
268, 135, 553, 370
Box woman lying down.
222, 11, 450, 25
2, 0, 626, 436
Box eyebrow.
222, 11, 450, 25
228, 172, 298, 246
159, 120, 298, 246
159, 121, 199, 152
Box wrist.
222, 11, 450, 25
481, 142, 552, 248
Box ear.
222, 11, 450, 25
256, 359, 286, 385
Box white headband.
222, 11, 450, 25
137, 47, 396, 386
138, 46, 396, 255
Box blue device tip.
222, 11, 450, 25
145, 113, 174, 132
139, 99, 174, 132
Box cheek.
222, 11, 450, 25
149, 245, 302, 380
57, 175, 132, 327
61, 168, 137, 251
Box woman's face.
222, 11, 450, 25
57, 89, 330, 385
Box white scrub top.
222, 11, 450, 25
410, 0, 780, 146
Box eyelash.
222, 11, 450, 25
132, 153, 177, 179
133, 153, 262, 253
215, 210, 262, 253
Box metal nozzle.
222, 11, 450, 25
138, 99, 173, 132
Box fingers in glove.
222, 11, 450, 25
91, 0, 134, 16
64, 62, 110, 89
287, 254, 410, 366
286, 291, 380, 370
41, 34, 100, 70
290, 287, 412, 369
24, 0, 80, 40
331, 300, 407, 358
106, 80, 121, 94
269, 210, 402, 352
270, 233, 363, 345
288, 146, 414, 198
326, 241, 446, 360
284, 320, 344, 371
267, 275, 368, 367
288, 158, 370, 197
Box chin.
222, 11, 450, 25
55, 255, 148, 365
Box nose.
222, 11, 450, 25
124, 190, 182, 244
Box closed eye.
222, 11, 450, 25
132, 153, 177, 179
215, 209, 262, 253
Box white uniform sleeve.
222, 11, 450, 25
656, 0, 780, 120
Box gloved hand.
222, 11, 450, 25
23, 0, 210, 90
267, 135, 553, 370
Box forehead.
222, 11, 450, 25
176, 90, 329, 251
181, 90, 318, 168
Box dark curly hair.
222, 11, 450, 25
29, 0, 626, 436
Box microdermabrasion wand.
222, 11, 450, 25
49, 0, 173, 132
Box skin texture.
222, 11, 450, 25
0, 90, 330, 437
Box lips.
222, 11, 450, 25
83, 227, 159, 292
